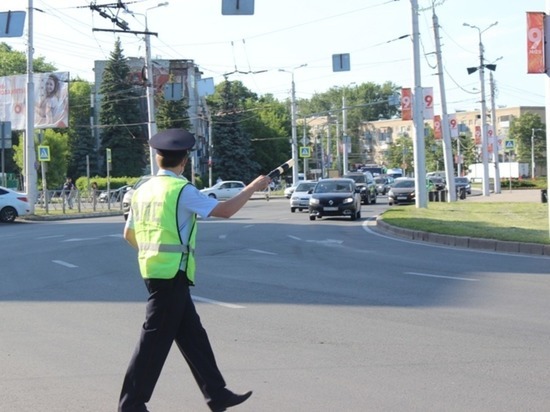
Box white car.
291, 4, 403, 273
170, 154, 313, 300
200, 180, 245, 200
290, 181, 317, 212
284, 183, 298, 198
0, 186, 31, 223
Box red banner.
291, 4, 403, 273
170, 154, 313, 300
401, 88, 412, 120
527, 12, 545, 74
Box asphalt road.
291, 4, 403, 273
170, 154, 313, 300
2, 197, 550, 411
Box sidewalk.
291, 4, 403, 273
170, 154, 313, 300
464, 188, 544, 203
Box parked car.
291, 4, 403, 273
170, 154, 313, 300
308, 178, 362, 221
122, 175, 153, 220
374, 176, 394, 195
342, 172, 377, 204
387, 178, 416, 205
98, 185, 131, 203
200, 180, 245, 200
0, 186, 31, 223
289, 181, 317, 212
454, 176, 472, 195
428, 176, 446, 191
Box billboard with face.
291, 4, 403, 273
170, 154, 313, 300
0, 71, 69, 130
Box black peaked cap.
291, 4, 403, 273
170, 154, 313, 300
149, 128, 196, 151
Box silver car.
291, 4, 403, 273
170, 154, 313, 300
200, 180, 245, 200
289, 181, 317, 212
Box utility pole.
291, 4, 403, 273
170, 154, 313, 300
342, 94, 349, 175
432, 6, 456, 201
25, 0, 37, 212
279, 64, 306, 185
464, 21, 498, 197
410, 0, 427, 208
490, 71, 501, 193
91, 1, 167, 175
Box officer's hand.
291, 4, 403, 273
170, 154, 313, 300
250, 175, 271, 192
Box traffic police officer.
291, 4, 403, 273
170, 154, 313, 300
119, 128, 270, 412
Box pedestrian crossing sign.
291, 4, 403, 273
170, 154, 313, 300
38, 145, 50, 162
504, 140, 514, 150
299, 146, 311, 158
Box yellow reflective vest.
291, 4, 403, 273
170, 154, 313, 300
131, 176, 197, 284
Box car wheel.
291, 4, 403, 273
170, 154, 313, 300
291, 207, 296, 213
309, 215, 316, 221
357, 210, 361, 219
371, 192, 377, 204
350, 210, 357, 221
0, 206, 17, 223
208, 193, 217, 199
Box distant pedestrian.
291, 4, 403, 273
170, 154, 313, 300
63, 177, 76, 209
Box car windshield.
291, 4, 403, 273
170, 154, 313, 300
393, 180, 415, 188
315, 181, 353, 193
344, 174, 366, 183
455, 177, 469, 183
374, 178, 386, 184
295, 182, 316, 192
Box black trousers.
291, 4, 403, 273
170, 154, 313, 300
119, 270, 229, 412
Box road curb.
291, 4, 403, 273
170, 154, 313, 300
375, 217, 550, 256
23, 210, 123, 221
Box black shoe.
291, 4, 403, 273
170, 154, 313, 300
208, 390, 253, 412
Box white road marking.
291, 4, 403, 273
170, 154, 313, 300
219, 234, 227, 239
405, 272, 479, 282
244, 225, 254, 229
52, 260, 78, 268
288, 235, 302, 241
62, 238, 99, 242
248, 248, 277, 255
192, 295, 245, 309
36, 235, 65, 240
306, 239, 343, 246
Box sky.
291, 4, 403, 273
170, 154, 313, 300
1, 0, 548, 114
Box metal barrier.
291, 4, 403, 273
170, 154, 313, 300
35, 190, 124, 214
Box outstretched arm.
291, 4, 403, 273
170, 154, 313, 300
209, 175, 271, 218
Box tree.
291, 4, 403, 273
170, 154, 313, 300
298, 81, 400, 169
387, 136, 414, 175
99, 39, 146, 177
13, 129, 68, 189
242, 94, 290, 175
509, 112, 546, 171
156, 94, 191, 130
0, 43, 56, 76
67, 79, 96, 179
208, 80, 260, 183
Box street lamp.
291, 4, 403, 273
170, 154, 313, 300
464, 21, 497, 197
531, 128, 544, 178
142, 2, 169, 175
279, 64, 307, 185
342, 82, 356, 175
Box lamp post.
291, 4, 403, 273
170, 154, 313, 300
279, 64, 307, 185
342, 82, 356, 175
464, 21, 498, 197
531, 128, 543, 178
143, 2, 168, 175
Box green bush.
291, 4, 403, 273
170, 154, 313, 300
75, 176, 141, 192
